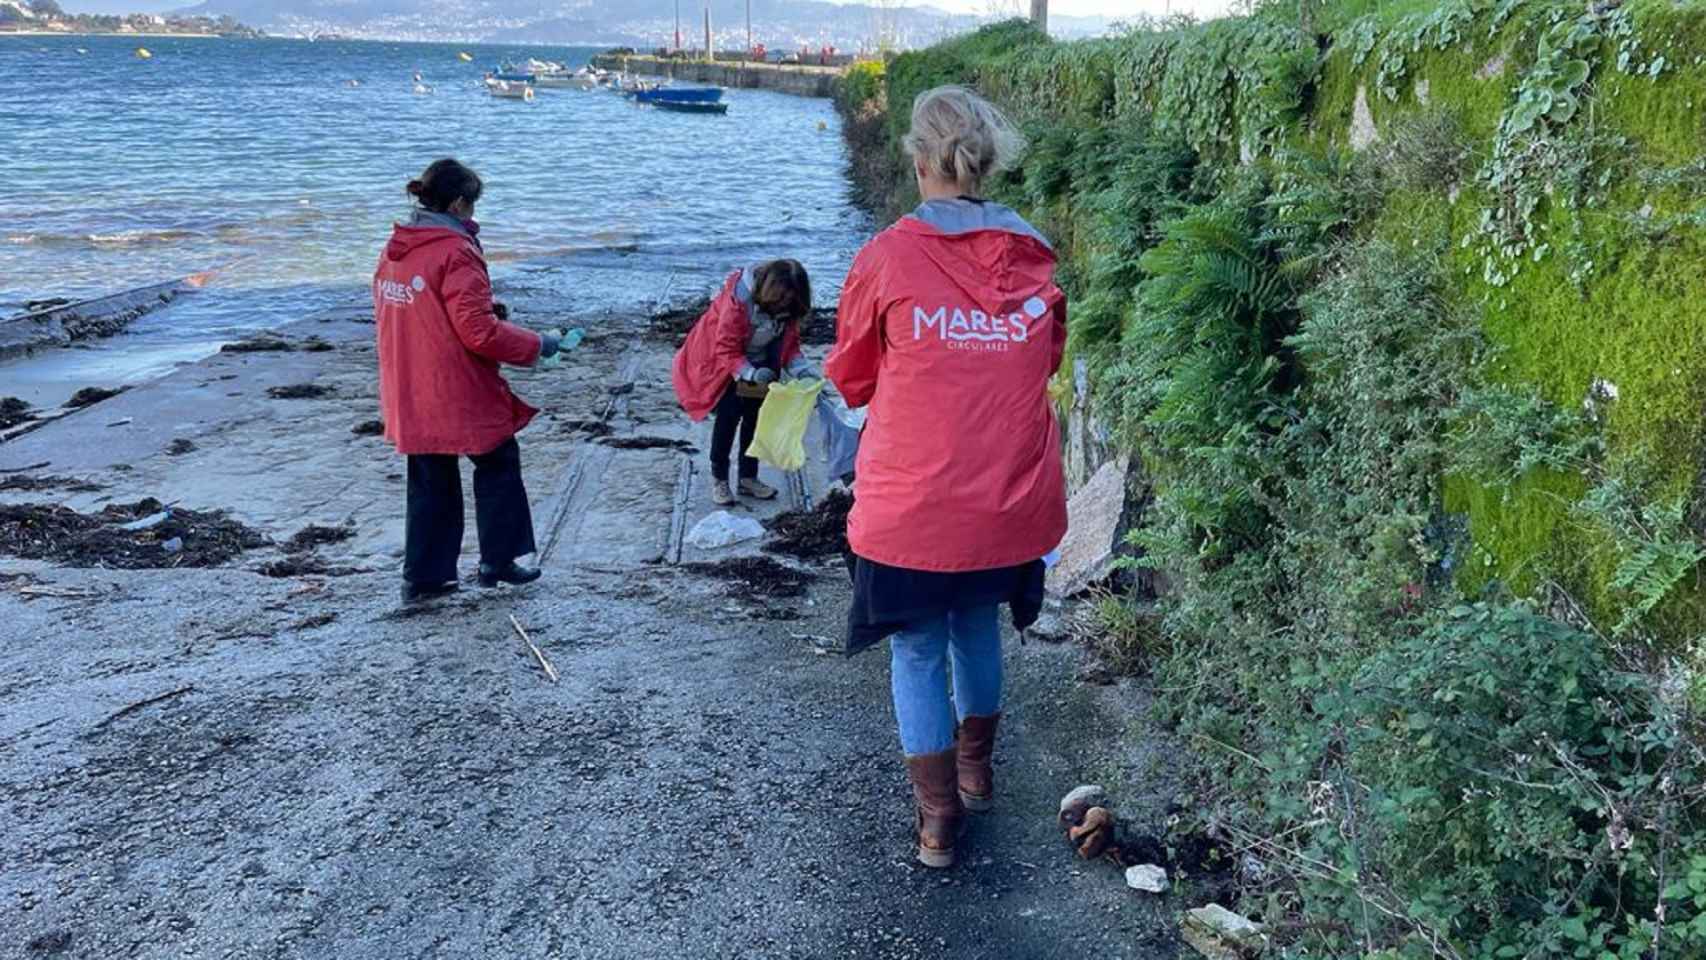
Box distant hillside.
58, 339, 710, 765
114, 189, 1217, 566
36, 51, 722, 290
171, 0, 1111, 47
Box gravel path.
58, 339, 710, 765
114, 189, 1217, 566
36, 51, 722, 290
1, 294, 1185, 960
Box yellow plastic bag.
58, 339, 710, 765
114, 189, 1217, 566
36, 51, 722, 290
745, 379, 825, 471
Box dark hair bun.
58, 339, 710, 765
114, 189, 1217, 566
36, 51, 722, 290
408, 160, 483, 214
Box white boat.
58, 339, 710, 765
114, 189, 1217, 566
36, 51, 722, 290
484, 77, 535, 101
534, 67, 604, 90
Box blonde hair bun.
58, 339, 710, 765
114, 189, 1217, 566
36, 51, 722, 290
902, 85, 1027, 194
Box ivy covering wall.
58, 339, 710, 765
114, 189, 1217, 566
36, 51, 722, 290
838, 2, 1706, 955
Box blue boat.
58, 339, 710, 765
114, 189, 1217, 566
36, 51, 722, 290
654, 99, 729, 115
633, 86, 723, 104
487, 71, 536, 83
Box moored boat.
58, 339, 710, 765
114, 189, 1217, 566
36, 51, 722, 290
653, 99, 729, 115
484, 77, 536, 101
634, 86, 723, 104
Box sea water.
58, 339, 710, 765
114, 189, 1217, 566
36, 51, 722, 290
0, 35, 867, 387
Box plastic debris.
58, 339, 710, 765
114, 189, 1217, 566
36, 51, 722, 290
686, 511, 766, 550
117, 510, 171, 532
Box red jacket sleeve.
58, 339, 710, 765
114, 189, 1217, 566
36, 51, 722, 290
708, 285, 753, 377
826, 247, 884, 409
442, 247, 542, 367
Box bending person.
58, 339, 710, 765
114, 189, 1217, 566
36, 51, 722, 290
373, 158, 567, 604
826, 86, 1068, 869
671, 260, 815, 506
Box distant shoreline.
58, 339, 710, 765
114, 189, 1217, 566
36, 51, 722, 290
0, 31, 227, 39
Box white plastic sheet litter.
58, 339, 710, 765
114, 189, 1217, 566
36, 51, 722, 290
686, 510, 766, 550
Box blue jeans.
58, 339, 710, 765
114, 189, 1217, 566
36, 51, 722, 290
890, 604, 1003, 756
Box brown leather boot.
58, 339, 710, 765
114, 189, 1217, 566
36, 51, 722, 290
956, 713, 1000, 812
905, 748, 964, 868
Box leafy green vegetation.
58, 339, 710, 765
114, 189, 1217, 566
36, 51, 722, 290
836, 1, 1706, 954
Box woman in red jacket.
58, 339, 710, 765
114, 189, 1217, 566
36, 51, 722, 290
826, 87, 1068, 868
671, 260, 814, 505
374, 159, 566, 604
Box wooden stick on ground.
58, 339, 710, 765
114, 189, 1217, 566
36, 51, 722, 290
509, 614, 559, 683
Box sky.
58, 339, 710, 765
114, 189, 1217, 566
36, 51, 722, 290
60, 0, 1239, 17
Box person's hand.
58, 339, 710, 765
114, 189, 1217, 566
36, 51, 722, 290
784, 359, 818, 381
752, 367, 777, 384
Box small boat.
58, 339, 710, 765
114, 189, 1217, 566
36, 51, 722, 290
487, 71, 537, 84
534, 67, 604, 90
484, 77, 535, 102
457, 51, 474, 62
634, 86, 723, 104
653, 99, 729, 115
134, 47, 152, 60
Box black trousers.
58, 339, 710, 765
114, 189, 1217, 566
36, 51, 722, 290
404, 436, 537, 585
710, 385, 763, 483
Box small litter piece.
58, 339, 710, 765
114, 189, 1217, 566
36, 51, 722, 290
161, 537, 184, 554
117, 510, 171, 532
64, 386, 125, 409
266, 384, 332, 400
1124, 864, 1169, 894
1069, 807, 1116, 860
351, 419, 385, 437
686, 510, 766, 550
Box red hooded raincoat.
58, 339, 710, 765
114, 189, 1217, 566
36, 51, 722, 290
826, 200, 1068, 573
671, 269, 804, 421
373, 221, 543, 456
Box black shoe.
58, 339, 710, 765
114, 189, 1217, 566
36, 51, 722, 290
477, 562, 542, 588
400, 580, 459, 605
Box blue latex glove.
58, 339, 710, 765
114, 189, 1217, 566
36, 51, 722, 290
784, 358, 818, 381
738, 365, 776, 384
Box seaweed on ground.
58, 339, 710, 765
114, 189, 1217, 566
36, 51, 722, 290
221, 335, 294, 353
0, 475, 105, 494
562, 419, 614, 437
64, 386, 126, 409
0, 498, 269, 569
352, 419, 385, 436
256, 554, 359, 578
267, 384, 332, 400
166, 438, 197, 456
284, 523, 355, 553
0, 397, 34, 430
680, 556, 814, 598
598, 436, 698, 453
764, 489, 853, 560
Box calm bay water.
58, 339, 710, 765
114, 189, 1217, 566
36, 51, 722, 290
0, 35, 866, 386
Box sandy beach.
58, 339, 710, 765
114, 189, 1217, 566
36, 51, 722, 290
0, 281, 1184, 959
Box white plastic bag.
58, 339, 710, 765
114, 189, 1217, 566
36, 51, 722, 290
685, 510, 766, 550
817, 384, 865, 480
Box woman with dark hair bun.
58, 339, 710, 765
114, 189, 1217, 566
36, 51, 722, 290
373, 158, 568, 604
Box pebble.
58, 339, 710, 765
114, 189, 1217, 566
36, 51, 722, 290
1124, 864, 1168, 894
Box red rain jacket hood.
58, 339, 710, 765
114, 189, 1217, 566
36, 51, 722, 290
671, 268, 804, 421
373, 218, 543, 456
826, 199, 1068, 572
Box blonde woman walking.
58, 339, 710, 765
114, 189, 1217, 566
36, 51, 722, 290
826, 86, 1068, 868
